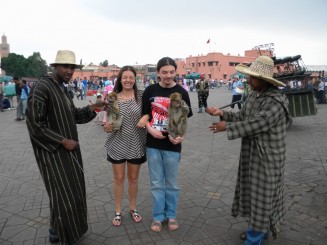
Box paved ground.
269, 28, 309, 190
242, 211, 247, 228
0, 87, 326, 245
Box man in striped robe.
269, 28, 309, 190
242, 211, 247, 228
26, 50, 105, 244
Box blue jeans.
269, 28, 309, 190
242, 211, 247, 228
147, 148, 180, 222
245, 227, 269, 245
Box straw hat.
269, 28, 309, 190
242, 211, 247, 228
50, 50, 83, 68
235, 56, 286, 87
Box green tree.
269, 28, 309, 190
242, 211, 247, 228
26, 52, 48, 78
1, 53, 27, 77
102, 60, 109, 67
1, 52, 49, 78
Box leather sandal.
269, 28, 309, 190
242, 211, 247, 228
151, 221, 162, 232
129, 209, 142, 223
112, 212, 122, 226
168, 219, 179, 231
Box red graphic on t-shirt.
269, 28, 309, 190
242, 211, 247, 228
150, 97, 170, 132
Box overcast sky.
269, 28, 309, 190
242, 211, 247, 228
1, 0, 326, 67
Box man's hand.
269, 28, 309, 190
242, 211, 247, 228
61, 138, 79, 151
89, 101, 108, 112
168, 135, 184, 145
147, 126, 166, 139
205, 107, 223, 117
209, 121, 226, 133
136, 115, 149, 128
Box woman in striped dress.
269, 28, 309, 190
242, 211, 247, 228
104, 66, 148, 226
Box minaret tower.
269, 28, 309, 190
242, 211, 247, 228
0, 34, 10, 75
0, 34, 10, 58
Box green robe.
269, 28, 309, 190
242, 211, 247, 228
26, 76, 96, 244
222, 87, 291, 237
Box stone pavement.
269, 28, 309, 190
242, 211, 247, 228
0, 87, 326, 245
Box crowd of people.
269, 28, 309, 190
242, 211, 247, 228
3, 50, 318, 245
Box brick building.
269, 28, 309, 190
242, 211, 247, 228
175, 49, 272, 81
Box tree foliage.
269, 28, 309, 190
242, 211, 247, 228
1, 52, 49, 78
102, 60, 109, 67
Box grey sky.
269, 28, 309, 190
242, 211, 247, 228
1, 0, 326, 67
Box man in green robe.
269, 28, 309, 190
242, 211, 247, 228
206, 56, 291, 245
26, 50, 106, 244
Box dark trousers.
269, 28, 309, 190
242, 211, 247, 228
231, 94, 242, 109
198, 92, 209, 109
317, 90, 324, 104
0, 94, 3, 112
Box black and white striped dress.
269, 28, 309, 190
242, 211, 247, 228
105, 90, 146, 161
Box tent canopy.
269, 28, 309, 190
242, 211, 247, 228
230, 72, 247, 79
185, 72, 200, 80
0, 76, 13, 83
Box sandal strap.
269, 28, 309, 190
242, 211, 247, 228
114, 212, 122, 221
130, 209, 140, 217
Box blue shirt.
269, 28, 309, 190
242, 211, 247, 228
232, 80, 243, 95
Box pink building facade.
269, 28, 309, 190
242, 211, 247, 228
176, 49, 272, 81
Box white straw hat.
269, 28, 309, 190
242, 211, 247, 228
50, 50, 83, 68
235, 56, 286, 87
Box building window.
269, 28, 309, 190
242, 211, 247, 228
229, 62, 240, 66
192, 63, 194, 67
198, 63, 201, 67
202, 62, 205, 67
215, 62, 218, 66
208, 61, 213, 66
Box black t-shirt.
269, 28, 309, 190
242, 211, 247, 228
142, 83, 193, 152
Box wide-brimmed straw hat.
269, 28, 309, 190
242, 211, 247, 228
235, 56, 286, 87
50, 50, 83, 68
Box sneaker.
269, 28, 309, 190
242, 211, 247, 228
15, 118, 22, 121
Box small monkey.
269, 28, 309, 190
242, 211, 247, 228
106, 91, 123, 131
167, 92, 189, 138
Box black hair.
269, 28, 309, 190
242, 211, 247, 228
156, 57, 177, 72
113, 66, 139, 101
156, 57, 177, 82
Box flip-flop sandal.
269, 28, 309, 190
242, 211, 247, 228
129, 209, 142, 223
112, 212, 122, 226
151, 221, 162, 232
168, 219, 179, 231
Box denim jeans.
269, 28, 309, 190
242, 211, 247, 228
147, 148, 180, 222
245, 227, 269, 245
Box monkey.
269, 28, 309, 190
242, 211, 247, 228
106, 91, 123, 131
167, 92, 189, 138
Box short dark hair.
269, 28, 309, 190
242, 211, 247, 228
13, 77, 19, 80
156, 57, 177, 72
